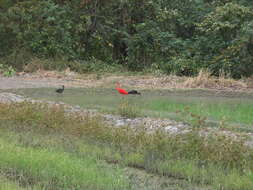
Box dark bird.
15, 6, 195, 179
56, 85, 64, 94
128, 90, 141, 95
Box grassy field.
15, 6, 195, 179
0, 139, 129, 190
9, 87, 253, 127
0, 102, 253, 190
0, 175, 42, 190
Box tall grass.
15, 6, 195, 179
147, 98, 253, 125
183, 69, 247, 89
0, 138, 129, 190
0, 176, 41, 190
117, 99, 141, 118
0, 102, 253, 190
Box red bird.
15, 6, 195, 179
115, 82, 128, 95
115, 82, 141, 95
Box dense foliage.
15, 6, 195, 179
0, 0, 253, 77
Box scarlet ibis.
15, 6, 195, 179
115, 83, 141, 95
115, 83, 128, 95
56, 85, 64, 94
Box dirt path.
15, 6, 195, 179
1, 70, 253, 91
0, 75, 91, 89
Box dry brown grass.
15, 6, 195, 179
14, 69, 251, 91
245, 76, 253, 89
183, 70, 248, 90
23, 57, 49, 73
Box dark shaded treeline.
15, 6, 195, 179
0, 0, 253, 77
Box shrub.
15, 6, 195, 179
0, 63, 16, 77
117, 99, 141, 118
0, 0, 253, 77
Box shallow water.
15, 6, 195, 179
5, 87, 253, 127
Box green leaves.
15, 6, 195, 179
0, 0, 253, 77
197, 3, 253, 77
3, 0, 77, 58
197, 3, 253, 36
0, 64, 16, 77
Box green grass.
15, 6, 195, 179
147, 98, 253, 125
0, 138, 129, 190
0, 102, 253, 190
0, 122, 210, 190
117, 99, 141, 118
2, 127, 253, 190
8, 88, 253, 127
0, 176, 41, 190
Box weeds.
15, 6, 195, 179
23, 57, 125, 74
0, 64, 16, 77
176, 106, 208, 129
117, 99, 141, 118
0, 175, 41, 190
183, 69, 247, 89
0, 102, 253, 190
0, 139, 129, 190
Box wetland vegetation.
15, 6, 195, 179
0, 90, 252, 190
9, 87, 253, 127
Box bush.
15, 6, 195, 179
117, 99, 141, 118
0, 49, 33, 71
0, 0, 253, 77
0, 63, 16, 77
196, 2, 253, 78
161, 56, 200, 76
